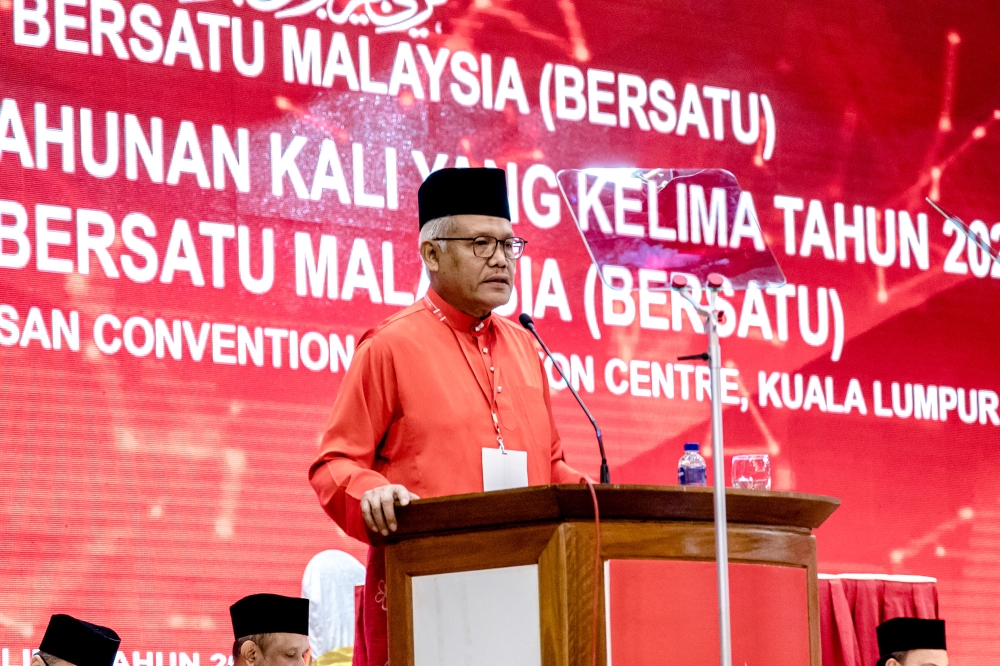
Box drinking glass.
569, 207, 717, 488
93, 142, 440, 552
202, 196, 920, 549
732, 454, 771, 490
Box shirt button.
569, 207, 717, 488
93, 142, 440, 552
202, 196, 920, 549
482, 348, 489, 353
497, 386, 503, 393
490, 366, 495, 372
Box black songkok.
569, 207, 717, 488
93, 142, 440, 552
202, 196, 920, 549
417, 167, 510, 228
39, 614, 121, 666
230, 593, 309, 639
876, 617, 946, 666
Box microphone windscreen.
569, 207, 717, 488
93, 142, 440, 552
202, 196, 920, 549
518, 313, 534, 329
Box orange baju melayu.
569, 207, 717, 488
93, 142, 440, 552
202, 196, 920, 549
309, 287, 585, 666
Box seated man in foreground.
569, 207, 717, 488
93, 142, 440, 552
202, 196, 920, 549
31, 614, 120, 666
309, 167, 586, 665
876, 617, 948, 666
230, 593, 310, 666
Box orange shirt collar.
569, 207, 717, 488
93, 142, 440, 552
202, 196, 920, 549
424, 288, 493, 335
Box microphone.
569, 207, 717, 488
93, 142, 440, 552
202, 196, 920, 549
519, 313, 610, 484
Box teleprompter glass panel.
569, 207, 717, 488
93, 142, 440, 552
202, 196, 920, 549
557, 168, 786, 290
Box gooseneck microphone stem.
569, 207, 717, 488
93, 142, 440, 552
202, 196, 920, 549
519, 313, 610, 484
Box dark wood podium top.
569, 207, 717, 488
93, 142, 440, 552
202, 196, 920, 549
384, 484, 839, 543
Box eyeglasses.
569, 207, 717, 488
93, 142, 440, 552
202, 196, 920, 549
433, 235, 528, 259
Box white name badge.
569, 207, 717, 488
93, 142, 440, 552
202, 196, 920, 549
482, 447, 529, 492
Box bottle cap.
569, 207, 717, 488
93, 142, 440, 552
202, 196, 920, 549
684, 442, 700, 452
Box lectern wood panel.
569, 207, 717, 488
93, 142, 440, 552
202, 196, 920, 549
538, 523, 605, 666
384, 485, 838, 666
386, 523, 559, 665
607, 559, 811, 665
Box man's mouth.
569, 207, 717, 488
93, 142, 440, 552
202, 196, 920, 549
483, 275, 510, 285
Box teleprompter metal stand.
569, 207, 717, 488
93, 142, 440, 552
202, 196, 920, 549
672, 271, 734, 666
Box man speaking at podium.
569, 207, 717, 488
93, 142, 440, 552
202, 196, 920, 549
309, 167, 585, 664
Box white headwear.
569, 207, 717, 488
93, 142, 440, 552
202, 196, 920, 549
301, 550, 366, 655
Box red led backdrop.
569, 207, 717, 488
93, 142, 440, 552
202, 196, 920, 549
2, 0, 999, 662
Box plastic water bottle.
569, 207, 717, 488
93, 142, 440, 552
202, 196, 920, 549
678, 442, 707, 486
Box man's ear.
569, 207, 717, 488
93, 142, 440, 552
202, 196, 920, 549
420, 240, 440, 273
30, 655, 48, 666
240, 641, 258, 666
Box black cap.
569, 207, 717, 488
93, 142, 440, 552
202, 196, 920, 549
39, 614, 121, 666
876, 618, 946, 666
230, 594, 309, 639
417, 167, 510, 228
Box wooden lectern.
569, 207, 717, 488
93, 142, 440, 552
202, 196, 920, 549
382, 484, 838, 666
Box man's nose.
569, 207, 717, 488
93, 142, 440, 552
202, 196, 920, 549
488, 243, 508, 267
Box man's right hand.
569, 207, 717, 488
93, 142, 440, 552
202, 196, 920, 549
361, 484, 420, 536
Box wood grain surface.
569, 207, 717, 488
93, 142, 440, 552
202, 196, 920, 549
382, 484, 840, 545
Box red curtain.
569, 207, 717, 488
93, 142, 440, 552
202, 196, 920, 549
820, 576, 939, 666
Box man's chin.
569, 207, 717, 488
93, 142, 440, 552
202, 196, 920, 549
478, 282, 512, 309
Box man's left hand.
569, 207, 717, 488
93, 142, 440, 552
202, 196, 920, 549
361, 484, 420, 536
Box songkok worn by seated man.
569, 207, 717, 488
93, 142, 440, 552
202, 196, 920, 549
34, 614, 121, 666
876, 617, 948, 666
230, 594, 310, 666
309, 167, 586, 666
